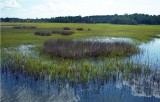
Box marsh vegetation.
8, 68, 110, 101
1, 22, 160, 102
34, 31, 52, 36
13, 26, 37, 29
43, 39, 138, 58
52, 30, 75, 35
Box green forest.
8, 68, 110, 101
1, 13, 160, 25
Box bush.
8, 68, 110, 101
13, 26, 22, 29
77, 28, 84, 31
60, 31, 74, 35
43, 39, 138, 59
63, 27, 71, 30
52, 30, 74, 35
34, 31, 52, 36
27, 26, 37, 29
52, 30, 60, 34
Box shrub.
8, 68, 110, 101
27, 26, 37, 29
43, 39, 138, 59
63, 27, 71, 30
60, 31, 74, 35
52, 30, 60, 34
13, 26, 22, 29
52, 30, 74, 35
34, 31, 52, 36
77, 28, 84, 31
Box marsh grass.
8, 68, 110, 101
63, 27, 71, 30
35, 31, 52, 36
2, 23, 160, 47
43, 39, 139, 59
52, 30, 75, 35
88, 28, 91, 31
13, 26, 37, 29
76, 28, 84, 31
1, 51, 152, 84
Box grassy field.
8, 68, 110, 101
1, 22, 160, 47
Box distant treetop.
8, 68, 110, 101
1, 13, 160, 25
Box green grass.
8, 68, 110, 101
1, 22, 160, 47
1, 51, 151, 83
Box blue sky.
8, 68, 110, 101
0, 0, 160, 18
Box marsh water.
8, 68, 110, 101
1, 37, 160, 102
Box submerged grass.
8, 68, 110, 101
1, 22, 160, 47
1, 51, 151, 84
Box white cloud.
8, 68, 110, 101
1, 0, 160, 18
0, 0, 21, 9
20, 1, 75, 18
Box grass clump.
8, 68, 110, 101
52, 30, 74, 35
63, 27, 71, 30
59, 31, 74, 35
34, 31, 52, 36
43, 39, 138, 59
13, 26, 37, 29
76, 28, 84, 31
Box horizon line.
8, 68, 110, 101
1, 13, 160, 19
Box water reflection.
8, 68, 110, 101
131, 38, 160, 69
1, 67, 80, 102
122, 73, 160, 98
78, 37, 134, 43
81, 37, 160, 69
1, 65, 160, 102
1, 26, 13, 29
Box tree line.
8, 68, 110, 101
1, 13, 160, 25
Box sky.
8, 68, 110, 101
0, 0, 160, 18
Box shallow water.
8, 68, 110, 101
81, 37, 160, 69
1, 26, 13, 29
1, 66, 160, 102
78, 37, 134, 43
1, 37, 160, 102
131, 38, 160, 69
3, 45, 38, 58
17, 45, 39, 57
